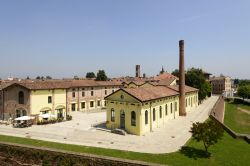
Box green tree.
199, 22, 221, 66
171, 69, 179, 77
74, 76, 79, 80
185, 68, 211, 101
46, 76, 52, 79
234, 79, 240, 85
86, 72, 96, 79
96, 70, 108, 81
36, 76, 41, 80
237, 85, 250, 99
190, 120, 224, 155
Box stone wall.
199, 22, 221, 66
0, 141, 165, 166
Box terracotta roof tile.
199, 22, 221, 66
167, 85, 198, 93
122, 86, 179, 102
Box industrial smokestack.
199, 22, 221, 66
179, 40, 186, 116
136, 65, 140, 78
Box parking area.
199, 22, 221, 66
0, 96, 219, 154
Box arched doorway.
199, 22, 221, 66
120, 110, 125, 129
55, 105, 66, 119
16, 109, 27, 118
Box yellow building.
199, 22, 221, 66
105, 85, 198, 136
0, 81, 70, 120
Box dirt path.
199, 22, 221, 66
237, 107, 250, 115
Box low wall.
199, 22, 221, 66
210, 96, 250, 144
0, 141, 165, 166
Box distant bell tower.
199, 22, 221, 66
160, 66, 165, 74
136, 65, 141, 78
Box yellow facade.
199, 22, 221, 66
106, 90, 198, 136
30, 89, 67, 119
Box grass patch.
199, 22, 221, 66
0, 132, 249, 166
224, 102, 250, 135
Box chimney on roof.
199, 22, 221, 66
179, 40, 186, 116
136, 65, 141, 78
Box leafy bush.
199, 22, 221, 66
66, 115, 72, 121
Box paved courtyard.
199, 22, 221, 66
0, 96, 219, 154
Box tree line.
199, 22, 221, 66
172, 68, 212, 102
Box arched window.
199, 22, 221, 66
111, 108, 115, 122
153, 108, 156, 121
170, 103, 173, 113
145, 110, 148, 125
18, 91, 24, 104
165, 104, 168, 115
131, 111, 136, 126
175, 102, 178, 111
159, 106, 162, 118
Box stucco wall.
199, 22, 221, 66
30, 89, 67, 118
67, 86, 120, 112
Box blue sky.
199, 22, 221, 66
0, 0, 249, 79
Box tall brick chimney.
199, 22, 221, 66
179, 40, 186, 116
136, 65, 140, 78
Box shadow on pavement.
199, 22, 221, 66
180, 146, 211, 160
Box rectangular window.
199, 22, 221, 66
48, 96, 52, 104
105, 90, 107, 95
97, 100, 101, 107
90, 101, 94, 108
91, 91, 94, 96
81, 102, 85, 109
82, 91, 85, 97
72, 92, 75, 98
71, 103, 76, 111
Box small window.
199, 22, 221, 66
91, 91, 94, 96
90, 101, 94, 107
159, 106, 162, 118
145, 110, 148, 125
131, 111, 136, 126
82, 91, 85, 97
72, 92, 75, 98
105, 90, 107, 95
120, 95, 124, 99
48, 96, 52, 104
81, 102, 85, 109
153, 108, 156, 121
186, 99, 187, 107
112, 90, 115, 93
111, 108, 115, 122
97, 100, 101, 107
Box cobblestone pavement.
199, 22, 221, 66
0, 96, 219, 154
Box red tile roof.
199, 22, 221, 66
0, 79, 122, 90
121, 86, 179, 102
167, 85, 198, 93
